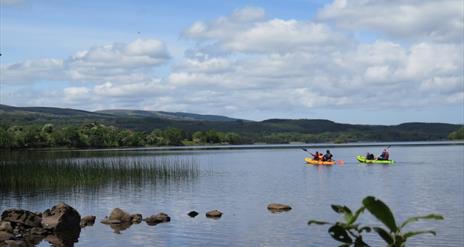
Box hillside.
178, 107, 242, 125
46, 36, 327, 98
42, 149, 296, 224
96, 109, 241, 122
0, 104, 461, 143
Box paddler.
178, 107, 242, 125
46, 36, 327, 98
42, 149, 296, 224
378, 149, 390, 160
322, 150, 333, 162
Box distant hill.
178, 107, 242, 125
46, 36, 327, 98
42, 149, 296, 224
96, 109, 242, 122
0, 104, 461, 142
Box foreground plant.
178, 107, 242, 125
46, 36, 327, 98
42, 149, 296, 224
308, 196, 443, 247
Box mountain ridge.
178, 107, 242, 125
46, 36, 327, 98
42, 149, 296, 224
0, 104, 461, 143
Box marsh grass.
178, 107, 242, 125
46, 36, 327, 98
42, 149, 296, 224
0, 157, 199, 190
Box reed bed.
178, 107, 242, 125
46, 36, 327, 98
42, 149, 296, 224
0, 157, 199, 190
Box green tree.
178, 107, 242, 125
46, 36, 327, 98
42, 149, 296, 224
0, 128, 13, 148
448, 127, 464, 140
162, 128, 185, 146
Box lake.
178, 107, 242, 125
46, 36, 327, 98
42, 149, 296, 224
1, 142, 463, 246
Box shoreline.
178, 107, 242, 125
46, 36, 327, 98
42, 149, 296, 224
27, 140, 464, 153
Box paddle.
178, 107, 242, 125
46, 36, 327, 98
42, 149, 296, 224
301, 148, 314, 156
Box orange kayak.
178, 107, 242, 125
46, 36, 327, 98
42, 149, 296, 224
304, 157, 335, 165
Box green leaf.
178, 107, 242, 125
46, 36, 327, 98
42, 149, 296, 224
308, 220, 330, 225
403, 230, 436, 239
331, 204, 353, 222
362, 196, 398, 232
354, 236, 370, 247
373, 227, 394, 245
400, 214, 444, 229
329, 224, 353, 244
347, 206, 365, 225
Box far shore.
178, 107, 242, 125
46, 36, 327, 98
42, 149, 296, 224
15, 140, 461, 153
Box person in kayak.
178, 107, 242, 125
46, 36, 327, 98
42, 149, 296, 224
322, 150, 333, 162
366, 152, 375, 160
378, 149, 390, 160
312, 151, 321, 160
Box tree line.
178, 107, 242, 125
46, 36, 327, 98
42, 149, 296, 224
1, 123, 461, 149
0, 123, 245, 149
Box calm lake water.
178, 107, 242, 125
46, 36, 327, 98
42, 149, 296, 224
1, 143, 463, 246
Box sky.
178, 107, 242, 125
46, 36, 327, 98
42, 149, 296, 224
0, 0, 463, 124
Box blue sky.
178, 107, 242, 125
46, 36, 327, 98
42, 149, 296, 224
1, 0, 463, 124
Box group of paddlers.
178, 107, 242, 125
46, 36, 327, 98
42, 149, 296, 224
366, 149, 390, 160
310, 148, 391, 162
312, 150, 333, 162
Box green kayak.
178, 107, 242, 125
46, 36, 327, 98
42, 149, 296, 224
356, 155, 394, 164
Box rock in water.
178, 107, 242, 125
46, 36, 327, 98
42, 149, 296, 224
188, 211, 199, 218
41, 203, 81, 232
108, 208, 132, 222
144, 213, 171, 226
205, 210, 222, 218
80, 215, 96, 227
267, 203, 292, 213
1, 209, 42, 228
130, 214, 143, 224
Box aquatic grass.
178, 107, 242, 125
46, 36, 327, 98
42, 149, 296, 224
0, 157, 199, 191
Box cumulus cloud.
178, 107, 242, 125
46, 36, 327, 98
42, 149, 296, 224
1, 4, 462, 120
183, 7, 347, 54
2, 39, 170, 84
317, 0, 463, 42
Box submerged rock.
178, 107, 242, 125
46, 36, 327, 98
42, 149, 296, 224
108, 222, 132, 234
41, 203, 81, 232
1, 209, 42, 228
188, 211, 199, 218
267, 203, 292, 213
108, 208, 132, 222
144, 213, 171, 226
80, 215, 96, 227
205, 210, 222, 218
130, 214, 143, 224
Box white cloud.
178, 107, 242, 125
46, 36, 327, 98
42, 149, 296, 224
317, 0, 463, 42
1, 39, 170, 84
183, 7, 347, 54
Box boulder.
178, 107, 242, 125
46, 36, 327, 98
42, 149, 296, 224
30, 227, 49, 235
41, 203, 81, 232
267, 203, 292, 213
108, 208, 132, 222
205, 210, 222, 218
130, 214, 142, 224
3, 240, 26, 247
80, 215, 96, 227
143, 213, 170, 226
45, 227, 80, 247
1, 209, 41, 227
0, 221, 13, 233
188, 211, 199, 218
0, 231, 14, 241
